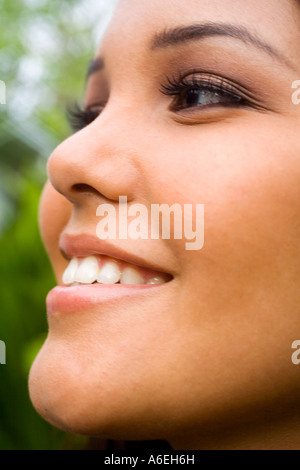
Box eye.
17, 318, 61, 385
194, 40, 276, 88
182, 88, 241, 108
66, 102, 104, 133
160, 73, 249, 112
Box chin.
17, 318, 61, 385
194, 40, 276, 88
28, 343, 101, 436
28, 336, 172, 440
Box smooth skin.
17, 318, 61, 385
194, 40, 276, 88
29, 0, 300, 449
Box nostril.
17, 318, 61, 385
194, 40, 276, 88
72, 183, 101, 196
71, 184, 122, 203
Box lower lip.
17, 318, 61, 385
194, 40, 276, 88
46, 283, 165, 314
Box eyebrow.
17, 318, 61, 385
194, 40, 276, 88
151, 22, 294, 69
86, 22, 294, 80
86, 57, 105, 79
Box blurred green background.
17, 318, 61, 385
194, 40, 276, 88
0, 0, 117, 449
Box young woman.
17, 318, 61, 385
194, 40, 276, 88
29, 0, 300, 450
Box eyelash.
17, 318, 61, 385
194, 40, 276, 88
160, 73, 248, 111
67, 74, 249, 132
66, 102, 103, 133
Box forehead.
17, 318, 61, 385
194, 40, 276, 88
99, 0, 300, 61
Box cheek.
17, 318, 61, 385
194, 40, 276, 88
155, 122, 300, 351
153, 120, 300, 261
39, 181, 72, 279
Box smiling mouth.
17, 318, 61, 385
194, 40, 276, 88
62, 255, 173, 286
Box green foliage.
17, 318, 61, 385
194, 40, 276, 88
0, 176, 60, 449
0, 171, 87, 449
0, 0, 117, 450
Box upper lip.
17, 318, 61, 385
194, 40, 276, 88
59, 233, 173, 276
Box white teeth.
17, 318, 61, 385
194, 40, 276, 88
62, 258, 79, 285
121, 267, 145, 285
62, 257, 168, 286
74, 256, 99, 284
97, 261, 121, 284
146, 276, 166, 285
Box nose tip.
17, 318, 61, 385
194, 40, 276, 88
46, 126, 142, 205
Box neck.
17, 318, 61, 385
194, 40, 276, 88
169, 410, 300, 450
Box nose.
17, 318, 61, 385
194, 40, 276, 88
47, 112, 142, 206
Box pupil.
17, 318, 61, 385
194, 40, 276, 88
185, 89, 221, 107
186, 89, 201, 107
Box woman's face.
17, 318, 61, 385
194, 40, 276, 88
29, 0, 300, 449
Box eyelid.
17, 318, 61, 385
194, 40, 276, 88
169, 108, 250, 126
161, 71, 254, 98
84, 100, 107, 110
160, 70, 265, 112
